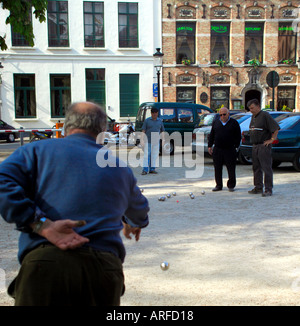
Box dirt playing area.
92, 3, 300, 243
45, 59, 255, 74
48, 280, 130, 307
0, 146, 300, 306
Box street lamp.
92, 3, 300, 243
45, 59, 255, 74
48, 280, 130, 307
153, 48, 164, 102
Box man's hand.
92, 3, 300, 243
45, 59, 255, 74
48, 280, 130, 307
208, 147, 213, 156
33, 219, 90, 250
122, 222, 141, 241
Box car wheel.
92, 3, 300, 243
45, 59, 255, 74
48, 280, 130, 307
160, 140, 174, 156
238, 151, 252, 165
7, 133, 15, 143
293, 152, 300, 172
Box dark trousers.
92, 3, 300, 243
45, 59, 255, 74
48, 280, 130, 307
8, 244, 124, 306
252, 144, 273, 192
212, 147, 237, 189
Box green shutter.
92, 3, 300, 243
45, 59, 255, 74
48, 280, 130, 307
86, 80, 106, 108
119, 74, 139, 117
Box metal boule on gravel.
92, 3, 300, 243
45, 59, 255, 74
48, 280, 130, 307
160, 261, 169, 271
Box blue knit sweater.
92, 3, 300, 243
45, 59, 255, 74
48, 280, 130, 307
0, 133, 149, 262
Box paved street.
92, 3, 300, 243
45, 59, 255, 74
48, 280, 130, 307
0, 144, 300, 305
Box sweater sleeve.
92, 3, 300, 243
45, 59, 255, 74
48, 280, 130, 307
0, 147, 37, 230
234, 120, 242, 148
208, 121, 216, 148
123, 169, 149, 228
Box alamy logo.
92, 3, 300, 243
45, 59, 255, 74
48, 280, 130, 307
96, 131, 205, 179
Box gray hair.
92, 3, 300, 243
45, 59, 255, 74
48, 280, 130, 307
64, 102, 107, 136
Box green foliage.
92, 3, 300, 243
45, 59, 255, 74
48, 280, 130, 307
281, 105, 293, 112
282, 59, 294, 65
216, 59, 226, 67
248, 58, 260, 67
182, 58, 191, 65
1, 0, 48, 50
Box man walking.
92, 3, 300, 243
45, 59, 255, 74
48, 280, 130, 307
247, 99, 280, 197
140, 107, 165, 175
0, 101, 149, 306
208, 107, 241, 192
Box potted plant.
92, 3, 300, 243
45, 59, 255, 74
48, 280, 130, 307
216, 59, 226, 68
182, 58, 191, 66
248, 58, 260, 68
281, 105, 293, 112
282, 59, 294, 65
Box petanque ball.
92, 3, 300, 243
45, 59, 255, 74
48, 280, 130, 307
160, 262, 169, 271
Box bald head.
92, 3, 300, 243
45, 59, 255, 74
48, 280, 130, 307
219, 107, 229, 123
64, 101, 107, 138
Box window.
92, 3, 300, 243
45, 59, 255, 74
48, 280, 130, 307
48, 0, 69, 47
278, 23, 297, 64
119, 74, 139, 117
14, 74, 36, 118
277, 86, 296, 111
178, 108, 194, 123
176, 87, 196, 103
84, 2, 104, 47
160, 108, 177, 122
86, 69, 106, 108
11, 12, 32, 46
210, 87, 230, 111
118, 2, 138, 48
211, 23, 230, 64
245, 23, 264, 63
50, 74, 71, 118
176, 23, 196, 64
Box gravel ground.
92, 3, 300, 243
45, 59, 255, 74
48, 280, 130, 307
0, 146, 300, 306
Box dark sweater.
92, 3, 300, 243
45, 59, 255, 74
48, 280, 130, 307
208, 118, 241, 149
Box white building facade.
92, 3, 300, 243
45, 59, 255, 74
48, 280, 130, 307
0, 0, 161, 129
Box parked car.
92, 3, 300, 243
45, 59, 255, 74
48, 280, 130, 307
237, 111, 289, 164
135, 102, 213, 155
0, 120, 18, 142
240, 114, 300, 171
191, 111, 250, 156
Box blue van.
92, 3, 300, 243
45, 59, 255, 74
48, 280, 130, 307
135, 102, 213, 154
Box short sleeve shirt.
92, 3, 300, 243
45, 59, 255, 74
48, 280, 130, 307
142, 117, 165, 143
249, 111, 280, 144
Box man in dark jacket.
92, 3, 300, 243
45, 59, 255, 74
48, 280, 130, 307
208, 107, 241, 192
0, 101, 149, 306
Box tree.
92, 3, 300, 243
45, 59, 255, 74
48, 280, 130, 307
0, 0, 48, 50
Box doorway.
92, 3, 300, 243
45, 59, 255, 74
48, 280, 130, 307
245, 89, 261, 110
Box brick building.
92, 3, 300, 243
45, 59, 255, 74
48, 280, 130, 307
161, 0, 300, 112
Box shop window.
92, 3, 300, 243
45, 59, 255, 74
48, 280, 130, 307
245, 23, 264, 63
176, 23, 196, 64
210, 87, 230, 111
211, 22, 230, 64
278, 23, 297, 64
277, 86, 295, 111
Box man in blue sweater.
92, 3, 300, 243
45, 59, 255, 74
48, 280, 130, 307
0, 101, 149, 306
208, 107, 241, 192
